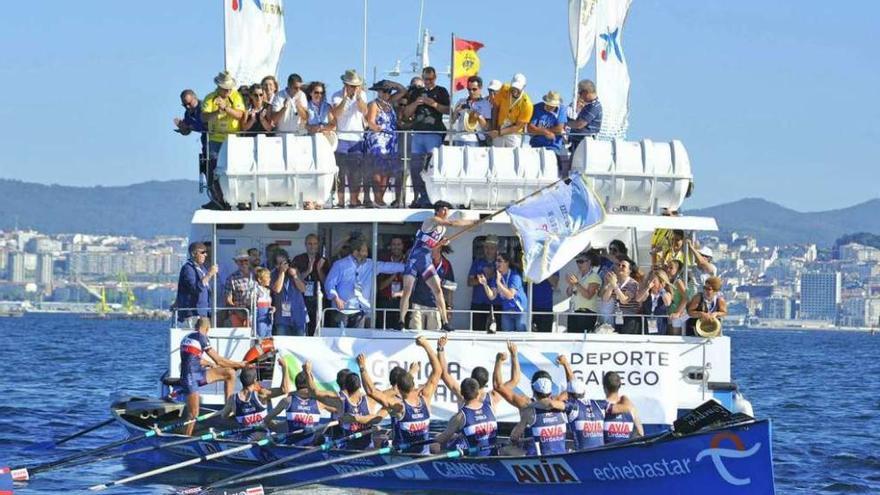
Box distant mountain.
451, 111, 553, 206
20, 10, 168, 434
687, 198, 880, 247
0, 179, 201, 237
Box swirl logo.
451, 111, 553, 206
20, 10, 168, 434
695, 432, 762, 486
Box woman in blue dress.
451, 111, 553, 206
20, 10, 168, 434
365, 80, 407, 207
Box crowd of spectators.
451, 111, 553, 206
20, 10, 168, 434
174, 68, 605, 209
174, 228, 726, 336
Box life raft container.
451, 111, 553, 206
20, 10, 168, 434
243, 338, 275, 363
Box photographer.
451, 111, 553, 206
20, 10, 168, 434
451, 76, 492, 146
402, 66, 450, 208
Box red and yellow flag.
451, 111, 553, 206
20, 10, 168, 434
453, 37, 484, 91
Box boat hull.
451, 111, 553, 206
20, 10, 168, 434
116, 416, 775, 494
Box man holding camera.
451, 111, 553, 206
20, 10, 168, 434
451, 76, 492, 147
402, 66, 450, 208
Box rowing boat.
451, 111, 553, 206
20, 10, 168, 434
111, 397, 774, 494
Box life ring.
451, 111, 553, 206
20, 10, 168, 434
243, 338, 275, 363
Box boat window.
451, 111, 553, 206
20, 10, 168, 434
268, 223, 300, 231
217, 224, 245, 230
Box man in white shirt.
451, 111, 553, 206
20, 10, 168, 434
325, 238, 404, 328
331, 69, 369, 207
270, 73, 307, 135
451, 75, 492, 146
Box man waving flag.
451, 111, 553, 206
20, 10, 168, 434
507, 172, 605, 282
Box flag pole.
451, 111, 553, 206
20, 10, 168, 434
445, 176, 571, 244
572, 0, 582, 113
449, 32, 456, 123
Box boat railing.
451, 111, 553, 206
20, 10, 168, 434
319, 306, 718, 337
203, 129, 691, 214
170, 306, 253, 334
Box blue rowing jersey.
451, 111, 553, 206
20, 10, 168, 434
340, 394, 372, 450
457, 399, 498, 456
392, 396, 431, 454
179, 331, 211, 376
523, 405, 568, 455
565, 397, 605, 450
233, 391, 267, 426
412, 223, 446, 252
286, 394, 322, 446
599, 399, 635, 443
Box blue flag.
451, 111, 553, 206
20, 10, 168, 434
507, 172, 605, 282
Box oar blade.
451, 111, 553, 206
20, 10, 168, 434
1, 467, 14, 491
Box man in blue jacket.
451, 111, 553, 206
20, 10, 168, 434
174, 242, 218, 327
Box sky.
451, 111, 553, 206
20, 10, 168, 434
0, 0, 877, 211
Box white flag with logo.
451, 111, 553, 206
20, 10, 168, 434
569, 0, 599, 69
507, 173, 605, 283
595, 0, 632, 139
224, 0, 286, 86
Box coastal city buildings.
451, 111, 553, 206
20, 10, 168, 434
1, 227, 879, 327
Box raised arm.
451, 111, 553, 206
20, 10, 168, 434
417, 336, 443, 404
205, 348, 245, 369
302, 361, 343, 410
495, 341, 529, 409
556, 354, 575, 383
436, 336, 462, 402
357, 353, 396, 410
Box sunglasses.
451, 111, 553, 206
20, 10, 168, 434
312, 90, 324, 95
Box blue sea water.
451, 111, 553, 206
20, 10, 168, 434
0, 314, 878, 494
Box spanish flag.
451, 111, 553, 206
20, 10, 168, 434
453, 37, 484, 91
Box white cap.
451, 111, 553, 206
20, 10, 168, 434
531, 377, 553, 395
567, 379, 586, 396
511, 73, 527, 91
487, 79, 502, 91
698, 246, 714, 259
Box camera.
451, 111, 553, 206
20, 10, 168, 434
408, 85, 427, 100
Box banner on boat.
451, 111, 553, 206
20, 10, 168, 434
569, 0, 599, 69
507, 173, 605, 283
224, 0, 286, 85
595, 0, 631, 139
273, 335, 679, 425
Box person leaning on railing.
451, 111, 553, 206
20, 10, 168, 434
365, 79, 407, 207
685, 276, 727, 336
451, 75, 492, 147
486, 73, 533, 148
635, 270, 674, 335
602, 257, 641, 334
476, 253, 529, 332
240, 83, 274, 135
566, 250, 602, 333
527, 91, 567, 173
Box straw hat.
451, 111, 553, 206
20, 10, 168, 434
695, 318, 722, 338
214, 71, 237, 90
340, 69, 364, 87
542, 91, 562, 107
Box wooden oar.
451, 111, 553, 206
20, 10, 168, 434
87, 425, 306, 491
4, 410, 220, 482
26, 418, 116, 451
207, 436, 436, 491
187, 421, 364, 494
268, 447, 471, 492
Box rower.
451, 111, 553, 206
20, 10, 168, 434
494, 341, 568, 455
431, 377, 498, 456
265, 358, 334, 446
437, 335, 503, 410
599, 371, 644, 443
303, 362, 385, 449
217, 367, 279, 438
557, 355, 605, 449
360, 336, 442, 454
396, 200, 477, 332
179, 316, 246, 436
